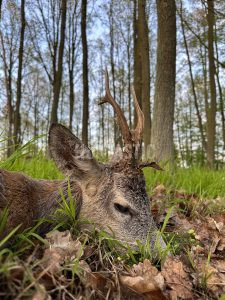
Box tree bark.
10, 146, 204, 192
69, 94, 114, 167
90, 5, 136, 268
133, 0, 142, 126
138, 0, 151, 159
50, 0, 67, 124
206, 0, 216, 168
14, 0, 26, 147
215, 24, 225, 151
180, 1, 207, 154
81, 0, 89, 146
69, 70, 75, 130
67, 0, 78, 130
0, 33, 14, 156
109, 1, 117, 146
151, 0, 176, 163
0, 0, 2, 20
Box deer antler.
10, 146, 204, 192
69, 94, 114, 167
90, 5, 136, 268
99, 69, 132, 148
99, 68, 145, 164
131, 86, 144, 146
138, 161, 164, 171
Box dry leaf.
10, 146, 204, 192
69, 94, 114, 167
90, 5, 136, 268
78, 260, 112, 293
193, 257, 225, 298
42, 230, 83, 274
162, 256, 193, 299
32, 289, 51, 300
45, 230, 83, 258
42, 248, 63, 274
120, 259, 165, 299
214, 221, 224, 232
78, 259, 92, 284
152, 184, 166, 199
217, 236, 225, 251
213, 260, 225, 273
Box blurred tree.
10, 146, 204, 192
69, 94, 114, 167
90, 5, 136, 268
66, 0, 79, 130
14, 0, 26, 147
50, 0, 67, 124
133, 0, 142, 126
138, 0, 151, 159
206, 0, 216, 168
151, 0, 176, 164
179, 1, 207, 155
81, 0, 89, 146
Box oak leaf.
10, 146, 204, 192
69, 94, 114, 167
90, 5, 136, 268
162, 257, 193, 299
120, 259, 166, 299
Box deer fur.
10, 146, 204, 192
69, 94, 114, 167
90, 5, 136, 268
0, 124, 165, 250
0, 71, 166, 251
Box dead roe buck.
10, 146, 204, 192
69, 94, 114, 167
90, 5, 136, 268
0, 71, 165, 251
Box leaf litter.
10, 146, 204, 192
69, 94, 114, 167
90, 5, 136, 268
0, 184, 225, 299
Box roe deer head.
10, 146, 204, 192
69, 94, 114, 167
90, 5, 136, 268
0, 70, 165, 251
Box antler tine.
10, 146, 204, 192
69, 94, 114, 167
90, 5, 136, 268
131, 86, 144, 144
99, 69, 132, 147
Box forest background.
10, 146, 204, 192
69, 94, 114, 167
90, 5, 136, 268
0, 0, 224, 168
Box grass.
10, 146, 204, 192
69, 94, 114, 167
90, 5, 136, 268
144, 166, 225, 199
2, 148, 224, 199
1, 152, 63, 180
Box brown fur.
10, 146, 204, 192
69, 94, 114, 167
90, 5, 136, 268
0, 169, 82, 234
0, 124, 165, 250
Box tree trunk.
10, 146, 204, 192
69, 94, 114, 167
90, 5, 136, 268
133, 0, 142, 126
206, 0, 216, 168
69, 70, 75, 130
51, 0, 67, 124
14, 0, 26, 147
0, 0, 2, 19
180, 2, 207, 154
0, 33, 14, 157
127, 42, 132, 128
81, 0, 89, 146
151, 0, 176, 163
67, 0, 78, 130
138, 0, 151, 159
215, 24, 225, 151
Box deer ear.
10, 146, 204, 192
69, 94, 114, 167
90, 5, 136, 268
49, 124, 102, 180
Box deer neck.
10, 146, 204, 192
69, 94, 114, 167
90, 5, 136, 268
34, 179, 83, 230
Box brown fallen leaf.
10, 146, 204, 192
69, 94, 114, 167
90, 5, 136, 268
42, 248, 63, 274
120, 259, 166, 300
42, 230, 83, 274
213, 260, 225, 273
206, 217, 224, 232
195, 258, 225, 297
32, 291, 45, 300
162, 256, 193, 300
153, 184, 166, 196
78, 259, 92, 284
214, 221, 224, 233
170, 214, 193, 232
45, 230, 83, 258
217, 236, 225, 251
32, 288, 51, 300
78, 260, 113, 294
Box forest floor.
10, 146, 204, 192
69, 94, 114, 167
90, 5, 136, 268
0, 149, 225, 299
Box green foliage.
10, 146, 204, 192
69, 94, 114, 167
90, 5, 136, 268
144, 167, 225, 199
0, 135, 63, 180
1, 151, 63, 180
50, 179, 85, 234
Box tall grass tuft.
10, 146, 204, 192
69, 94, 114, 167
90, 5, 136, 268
144, 167, 225, 198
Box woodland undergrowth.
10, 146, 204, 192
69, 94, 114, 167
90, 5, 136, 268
0, 148, 224, 299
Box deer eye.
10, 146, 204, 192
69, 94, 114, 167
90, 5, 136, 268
114, 203, 130, 215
